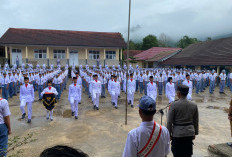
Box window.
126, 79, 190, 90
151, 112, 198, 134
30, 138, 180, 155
34, 49, 46, 59
106, 51, 116, 59
70, 50, 78, 54
54, 50, 65, 59
89, 50, 100, 59
12, 49, 21, 53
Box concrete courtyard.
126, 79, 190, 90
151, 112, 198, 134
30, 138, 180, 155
7, 79, 232, 157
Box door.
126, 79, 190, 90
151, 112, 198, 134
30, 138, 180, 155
69, 50, 79, 67
11, 49, 22, 65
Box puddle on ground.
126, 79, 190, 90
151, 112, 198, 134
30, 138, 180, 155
62, 109, 72, 118
206, 105, 230, 114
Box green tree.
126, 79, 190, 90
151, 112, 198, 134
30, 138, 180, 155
129, 40, 142, 50
206, 37, 212, 41
141, 35, 159, 50
177, 36, 200, 48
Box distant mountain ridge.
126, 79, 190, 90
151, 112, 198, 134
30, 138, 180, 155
213, 33, 232, 40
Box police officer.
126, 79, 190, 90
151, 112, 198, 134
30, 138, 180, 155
167, 85, 199, 157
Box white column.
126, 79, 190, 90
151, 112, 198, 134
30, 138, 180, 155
66, 47, 70, 59
5, 46, 8, 58
25, 46, 28, 58
120, 49, 123, 60
85, 48, 88, 59
217, 66, 220, 75
46, 47, 50, 58
85, 48, 88, 65
103, 49, 106, 59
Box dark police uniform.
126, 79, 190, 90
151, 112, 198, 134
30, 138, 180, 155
167, 96, 199, 157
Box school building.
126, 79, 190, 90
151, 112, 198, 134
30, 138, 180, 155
161, 37, 232, 72
0, 28, 126, 67
133, 47, 182, 68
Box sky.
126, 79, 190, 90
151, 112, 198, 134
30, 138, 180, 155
0, 0, 232, 42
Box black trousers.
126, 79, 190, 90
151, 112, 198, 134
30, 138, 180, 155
171, 136, 193, 157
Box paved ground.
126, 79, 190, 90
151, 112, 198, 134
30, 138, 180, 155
7, 79, 232, 157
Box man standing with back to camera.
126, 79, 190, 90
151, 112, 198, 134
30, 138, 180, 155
123, 96, 170, 157
167, 85, 199, 157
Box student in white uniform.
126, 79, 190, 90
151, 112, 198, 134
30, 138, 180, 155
123, 96, 170, 157
128, 73, 136, 108
20, 77, 34, 123
75, 72, 82, 104
68, 77, 81, 119
110, 75, 120, 109
166, 77, 176, 104
41, 80, 58, 121
147, 76, 157, 102
90, 74, 101, 110
182, 74, 193, 100
108, 75, 114, 104
0, 86, 11, 157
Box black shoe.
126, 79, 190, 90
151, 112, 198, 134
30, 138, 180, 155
93, 105, 96, 110
113, 102, 115, 106
118, 96, 120, 98
22, 113, 26, 119
46, 117, 49, 120
50, 118, 53, 121
72, 112, 74, 116
89, 96, 91, 98
27, 119, 31, 123
79, 102, 81, 104
96, 107, 99, 110
115, 106, 118, 109
131, 105, 134, 108
75, 116, 78, 119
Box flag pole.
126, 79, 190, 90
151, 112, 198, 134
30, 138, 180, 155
125, 0, 132, 125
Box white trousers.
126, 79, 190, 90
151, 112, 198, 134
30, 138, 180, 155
20, 99, 32, 119
46, 110, 53, 119
187, 93, 192, 101
112, 92, 119, 107
127, 91, 134, 105
93, 93, 100, 107
168, 95, 175, 103
70, 97, 79, 116
80, 87, 82, 102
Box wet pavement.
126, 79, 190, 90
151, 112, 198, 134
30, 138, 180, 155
7, 79, 232, 157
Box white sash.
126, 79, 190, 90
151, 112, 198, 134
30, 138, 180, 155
137, 121, 162, 157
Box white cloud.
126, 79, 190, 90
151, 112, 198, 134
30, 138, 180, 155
0, 0, 232, 41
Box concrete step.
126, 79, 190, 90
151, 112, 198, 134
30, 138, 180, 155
208, 143, 232, 157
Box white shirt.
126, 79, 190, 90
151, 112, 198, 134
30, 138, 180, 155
90, 80, 101, 95
0, 98, 11, 124
219, 73, 226, 81
41, 87, 58, 96
37, 77, 44, 85
123, 121, 170, 157
110, 81, 120, 95
0, 77, 9, 87
147, 82, 157, 102
182, 80, 193, 96
68, 84, 81, 101
166, 82, 175, 97
20, 84, 34, 102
